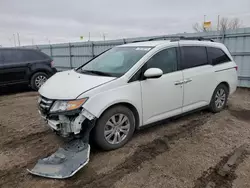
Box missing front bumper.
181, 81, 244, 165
39, 109, 96, 137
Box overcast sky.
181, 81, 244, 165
0, 0, 250, 46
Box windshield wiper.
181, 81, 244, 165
81, 70, 113, 77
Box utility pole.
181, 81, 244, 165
45, 37, 51, 45
17, 33, 21, 46
13, 34, 16, 47
88, 32, 90, 41
8, 38, 12, 47
217, 15, 220, 31
103, 33, 106, 41
203, 15, 206, 31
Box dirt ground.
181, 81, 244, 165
0, 87, 250, 188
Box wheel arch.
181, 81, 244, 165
210, 81, 230, 104
97, 102, 140, 130
29, 69, 50, 81
217, 81, 230, 93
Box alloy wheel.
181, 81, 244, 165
35, 75, 47, 88
104, 113, 130, 144
215, 88, 226, 109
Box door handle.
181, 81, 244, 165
174, 81, 183, 85
184, 79, 192, 84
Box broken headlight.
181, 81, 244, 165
50, 98, 88, 113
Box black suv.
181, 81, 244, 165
0, 48, 57, 90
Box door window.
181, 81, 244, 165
207, 47, 231, 65
180, 46, 208, 69
21, 50, 47, 61
146, 48, 178, 74
2, 50, 46, 63
2, 50, 23, 63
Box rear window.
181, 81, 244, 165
207, 47, 231, 65
180, 46, 208, 69
21, 50, 49, 61
2, 49, 49, 63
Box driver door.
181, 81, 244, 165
141, 47, 184, 125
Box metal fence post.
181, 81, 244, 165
50, 44, 53, 57
69, 43, 73, 69
91, 42, 95, 58
222, 33, 226, 44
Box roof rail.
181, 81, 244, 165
132, 37, 169, 43
170, 36, 214, 42
131, 36, 214, 43
148, 36, 171, 41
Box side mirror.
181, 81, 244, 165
144, 68, 163, 79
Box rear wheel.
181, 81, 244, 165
30, 72, 48, 91
209, 84, 229, 113
94, 105, 135, 150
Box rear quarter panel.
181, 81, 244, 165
28, 60, 55, 78
213, 61, 238, 95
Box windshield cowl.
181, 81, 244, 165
79, 70, 114, 77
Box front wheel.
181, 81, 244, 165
93, 106, 135, 150
30, 72, 48, 91
209, 84, 229, 113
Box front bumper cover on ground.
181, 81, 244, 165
27, 139, 90, 179
28, 118, 96, 179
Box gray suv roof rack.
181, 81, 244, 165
132, 36, 214, 43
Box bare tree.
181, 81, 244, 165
192, 23, 205, 32
192, 22, 213, 32
219, 17, 229, 34
193, 17, 243, 33
228, 18, 242, 30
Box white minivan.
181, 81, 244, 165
38, 39, 238, 151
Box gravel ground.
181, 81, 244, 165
0, 87, 249, 188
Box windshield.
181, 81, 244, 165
77, 47, 151, 77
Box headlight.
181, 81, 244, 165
50, 98, 88, 113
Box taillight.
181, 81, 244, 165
235, 66, 238, 71
50, 61, 55, 67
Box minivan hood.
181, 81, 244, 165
39, 70, 116, 100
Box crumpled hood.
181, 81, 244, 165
39, 70, 116, 100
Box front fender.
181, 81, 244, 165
81, 82, 143, 126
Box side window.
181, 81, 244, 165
21, 50, 43, 61
181, 46, 208, 69
146, 48, 178, 74
207, 47, 231, 65
2, 50, 23, 63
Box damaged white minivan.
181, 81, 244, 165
29, 38, 238, 179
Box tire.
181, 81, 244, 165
94, 105, 135, 151
30, 72, 48, 91
209, 84, 229, 113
